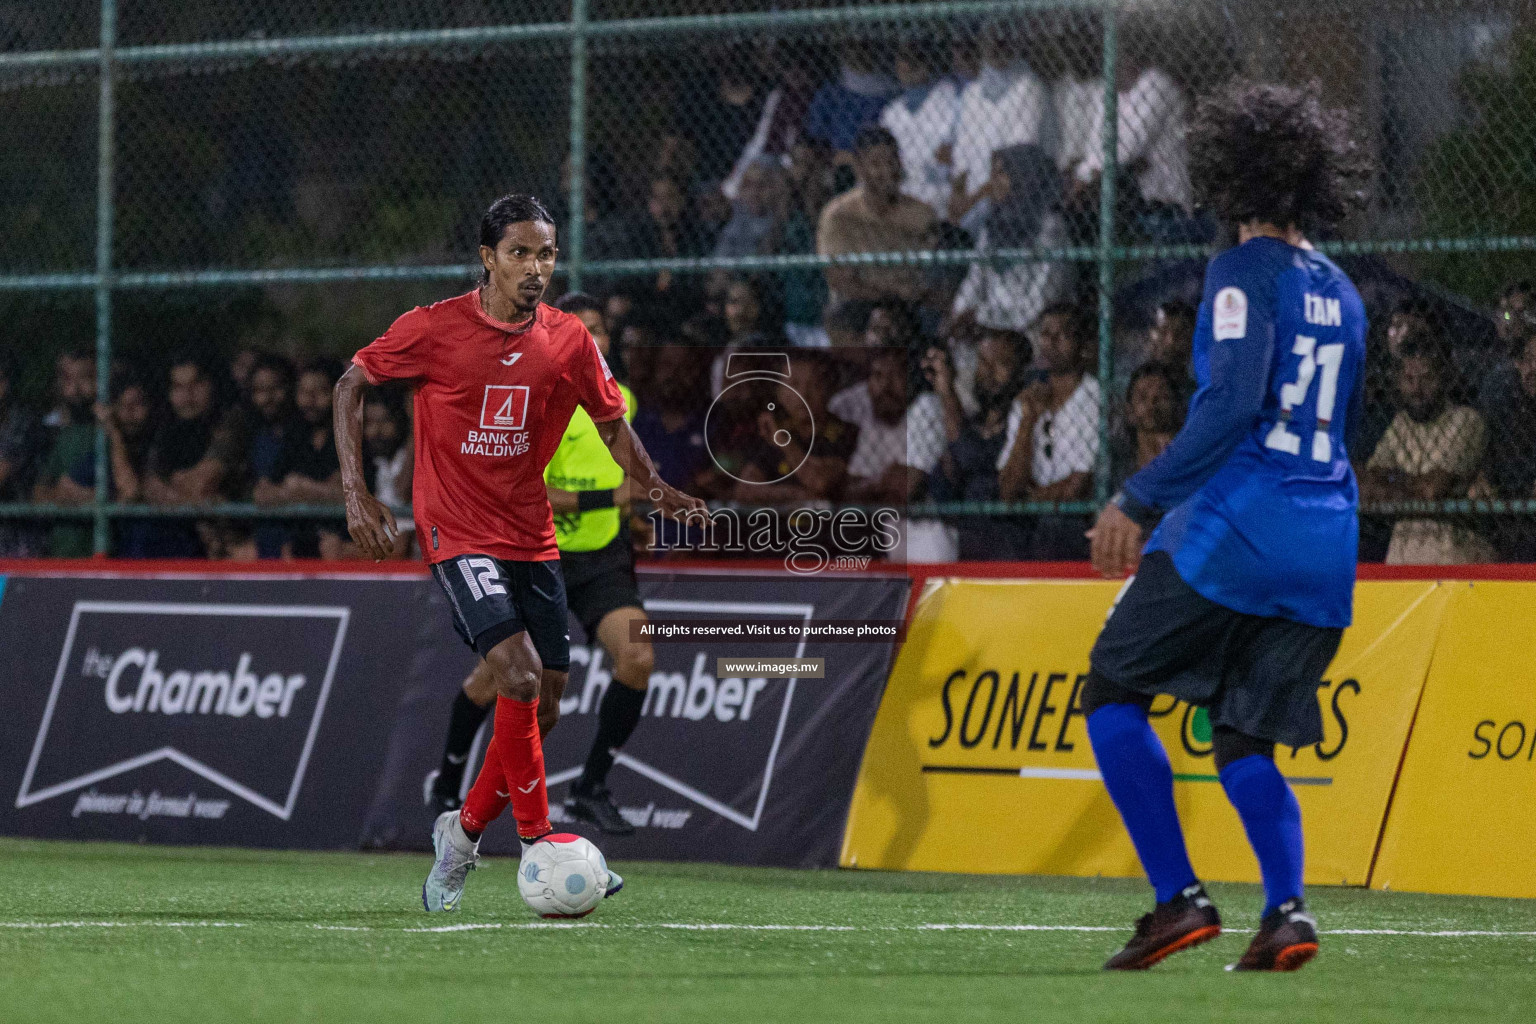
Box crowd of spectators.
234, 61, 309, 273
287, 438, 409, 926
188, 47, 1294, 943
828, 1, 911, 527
581, 25, 1203, 345
0, 347, 410, 561
6, 270, 1530, 565
3, 26, 1536, 565
1354, 282, 1536, 563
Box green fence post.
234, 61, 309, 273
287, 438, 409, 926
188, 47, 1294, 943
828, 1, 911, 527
567, 0, 588, 293
1094, 4, 1118, 506
92, 0, 117, 556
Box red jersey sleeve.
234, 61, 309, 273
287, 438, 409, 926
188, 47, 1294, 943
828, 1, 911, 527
352, 308, 431, 385
571, 328, 628, 423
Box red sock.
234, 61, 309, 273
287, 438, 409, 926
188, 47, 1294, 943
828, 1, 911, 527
459, 733, 509, 836
495, 695, 550, 839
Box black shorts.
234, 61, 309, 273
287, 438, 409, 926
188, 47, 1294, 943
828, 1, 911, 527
560, 534, 643, 641
430, 554, 571, 671
1089, 550, 1343, 749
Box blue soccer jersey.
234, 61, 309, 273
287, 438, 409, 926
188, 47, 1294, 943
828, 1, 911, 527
1119, 236, 1367, 628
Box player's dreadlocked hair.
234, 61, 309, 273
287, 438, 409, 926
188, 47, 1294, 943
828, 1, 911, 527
1188, 80, 1371, 231
478, 193, 556, 283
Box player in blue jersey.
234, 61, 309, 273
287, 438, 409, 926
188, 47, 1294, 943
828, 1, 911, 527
1082, 81, 1371, 972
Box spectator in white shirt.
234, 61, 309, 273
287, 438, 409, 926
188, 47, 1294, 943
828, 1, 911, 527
839, 347, 951, 561
1055, 73, 1103, 175
1053, 65, 1103, 245
880, 39, 961, 219
997, 301, 1101, 558
841, 348, 945, 504
1049, 12, 1107, 174
945, 22, 1055, 236
1072, 52, 1192, 226
948, 143, 1071, 335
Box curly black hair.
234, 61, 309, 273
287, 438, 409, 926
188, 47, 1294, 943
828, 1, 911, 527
1188, 80, 1371, 230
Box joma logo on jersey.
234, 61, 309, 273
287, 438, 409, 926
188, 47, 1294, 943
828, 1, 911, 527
479, 385, 530, 430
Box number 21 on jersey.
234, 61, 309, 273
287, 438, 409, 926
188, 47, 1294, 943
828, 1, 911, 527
1265, 334, 1344, 462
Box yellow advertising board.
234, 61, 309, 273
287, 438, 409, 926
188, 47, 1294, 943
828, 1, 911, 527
841, 578, 1452, 886
1373, 582, 1536, 898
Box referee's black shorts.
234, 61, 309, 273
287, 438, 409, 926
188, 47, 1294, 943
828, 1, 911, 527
1089, 550, 1343, 749
559, 533, 644, 642
430, 554, 570, 671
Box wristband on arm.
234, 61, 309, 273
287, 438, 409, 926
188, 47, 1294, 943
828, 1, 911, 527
576, 489, 617, 513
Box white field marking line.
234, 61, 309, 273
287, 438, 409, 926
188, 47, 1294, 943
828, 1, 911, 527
402, 922, 610, 933
921, 925, 1536, 938
0, 921, 245, 929
645, 924, 857, 931
389, 923, 1536, 938
7, 921, 1536, 939
918, 924, 1120, 932
1325, 928, 1536, 937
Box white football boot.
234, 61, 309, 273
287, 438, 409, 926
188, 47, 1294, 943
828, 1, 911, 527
422, 810, 479, 912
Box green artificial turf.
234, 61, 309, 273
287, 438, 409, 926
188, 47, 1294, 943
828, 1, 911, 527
0, 837, 1533, 1023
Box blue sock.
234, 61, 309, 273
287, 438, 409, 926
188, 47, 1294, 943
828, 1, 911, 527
1087, 703, 1198, 903
1219, 754, 1303, 917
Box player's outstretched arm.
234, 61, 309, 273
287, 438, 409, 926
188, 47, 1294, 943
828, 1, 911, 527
334, 363, 399, 561
595, 416, 706, 521
1090, 264, 1277, 578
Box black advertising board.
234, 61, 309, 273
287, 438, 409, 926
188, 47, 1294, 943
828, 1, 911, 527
363, 570, 909, 866
0, 568, 906, 867
0, 573, 430, 848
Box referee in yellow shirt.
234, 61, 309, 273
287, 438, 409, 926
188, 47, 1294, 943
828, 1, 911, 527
425, 293, 653, 835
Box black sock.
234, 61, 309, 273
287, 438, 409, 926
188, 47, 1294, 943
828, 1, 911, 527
438, 691, 492, 797
577, 683, 646, 793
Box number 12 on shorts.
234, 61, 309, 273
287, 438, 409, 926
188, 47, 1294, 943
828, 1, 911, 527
1265, 334, 1344, 462
458, 556, 506, 600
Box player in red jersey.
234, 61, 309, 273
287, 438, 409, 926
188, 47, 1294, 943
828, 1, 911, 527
333, 194, 704, 912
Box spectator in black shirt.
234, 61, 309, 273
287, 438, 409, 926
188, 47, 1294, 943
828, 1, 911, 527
925, 328, 1031, 558
1473, 332, 1536, 560
33, 349, 99, 557
728, 352, 856, 503
98, 374, 158, 556
247, 354, 300, 557
230, 344, 263, 405
694, 44, 772, 191
1143, 299, 1197, 404
0, 353, 43, 556
1478, 280, 1536, 415
142, 351, 247, 557
362, 388, 414, 559
1111, 362, 1185, 491
587, 174, 710, 312
265, 358, 345, 557
97, 374, 155, 504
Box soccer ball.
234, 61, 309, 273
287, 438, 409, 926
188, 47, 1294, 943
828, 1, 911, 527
517, 833, 611, 919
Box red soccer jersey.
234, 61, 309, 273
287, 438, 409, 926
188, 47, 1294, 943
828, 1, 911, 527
352, 290, 627, 563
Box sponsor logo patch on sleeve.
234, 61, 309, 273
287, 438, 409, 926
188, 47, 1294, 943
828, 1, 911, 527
1213, 286, 1247, 340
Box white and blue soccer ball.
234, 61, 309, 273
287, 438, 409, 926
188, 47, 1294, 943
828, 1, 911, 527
517, 833, 610, 919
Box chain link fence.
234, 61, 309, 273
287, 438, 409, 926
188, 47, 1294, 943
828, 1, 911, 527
2, 0, 1535, 562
